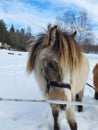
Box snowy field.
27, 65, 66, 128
0, 49, 98, 130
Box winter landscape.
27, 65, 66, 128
0, 0, 98, 130
0, 49, 97, 130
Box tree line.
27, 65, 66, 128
0, 10, 98, 53
0, 19, 35, 51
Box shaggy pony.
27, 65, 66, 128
27, 25, 89, 130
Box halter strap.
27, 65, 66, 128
45, 77, 71, 93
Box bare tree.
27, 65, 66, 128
56, 10, 94, 44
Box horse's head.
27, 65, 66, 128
27, 24, 82, 105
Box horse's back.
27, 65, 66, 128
93, 63, 98, 92
93, 63, 98, 75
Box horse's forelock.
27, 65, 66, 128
48, 28, 82, 71
60, 33, 82, 71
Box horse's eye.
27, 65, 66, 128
47, 62, 54, 69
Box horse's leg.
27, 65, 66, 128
51, 105, 60, 130
76, 89, 84, 112
66, 107, 77, 130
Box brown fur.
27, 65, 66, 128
26, 25, 89, 130
93, 63, 98, 99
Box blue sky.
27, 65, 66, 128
0, 0, 98, 36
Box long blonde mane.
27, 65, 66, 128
27, 25, 83, 73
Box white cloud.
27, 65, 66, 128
46, 0, 98, 35
49, 0, 98, 24
67, 0, 98, 22
0, 0, 98, 35
0, 0, 56, 34
42, 0, 98, 22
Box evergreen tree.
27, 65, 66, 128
0, 19, 8, 44
10, 24, 15, 33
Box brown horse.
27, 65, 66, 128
26, 25, 89, 130
93, 63, 98, 99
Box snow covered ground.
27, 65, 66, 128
0, 49, 98, 130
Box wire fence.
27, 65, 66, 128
0, 79, 97, 107
0, 97, 98, 107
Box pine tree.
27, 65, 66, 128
0, 19, 8, 44
10, 24, 15, 33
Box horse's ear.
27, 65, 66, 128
49, 25, 57, 45
51, 25, 57, 37
71, 31, 77, 39
47, 24, 51, 31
